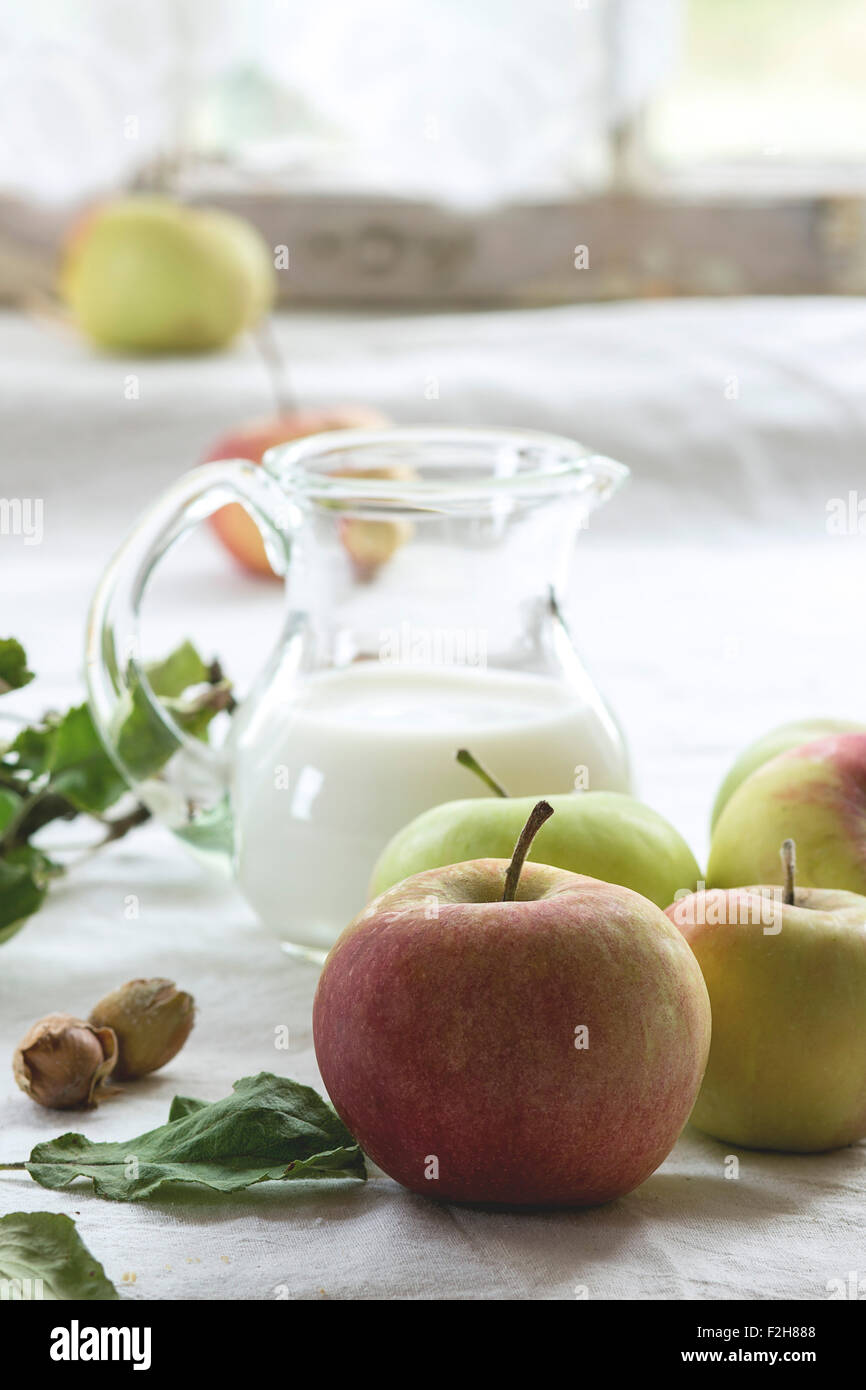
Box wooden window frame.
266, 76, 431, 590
2, 146, 865, 308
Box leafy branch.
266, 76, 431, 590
0, 638, 232, 944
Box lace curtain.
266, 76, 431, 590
0, 0, 680, 206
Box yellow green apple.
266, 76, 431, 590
370, 785, 701, 909
708, 733, 866, 893
711, 717, 865, 830
61, 196, 275, 353
668, 868, 866, 1152
195, 206, 275, 328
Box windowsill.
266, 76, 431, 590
3, 164, 866, 310
649, 159, 866, 199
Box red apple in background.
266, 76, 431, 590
205, 405, 388, 577
313, 802, 711, 1207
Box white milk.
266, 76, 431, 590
233, 664, 629, 954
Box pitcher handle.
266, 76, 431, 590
86, 460, 290, 834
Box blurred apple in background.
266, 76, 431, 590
338, 510, 414, 583
204, 406, 389, 578
710, 716, 866, 830
708, 733, 866, 894
60, 196, 275, 353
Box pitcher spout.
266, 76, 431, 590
581, 453, 630, 512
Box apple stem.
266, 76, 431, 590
456, 748, 509, 798
502, 800, 554, 902
781, 838, 796, 905
253, 317, 296, 415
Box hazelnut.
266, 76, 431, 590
13, 1013, 118, 1109
89, 978, 194, 1079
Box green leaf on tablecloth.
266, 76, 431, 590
0, 639, 34, 694
27, 1073, 366, 1202
0, 1211, 118, 1300
167, 1094, 210, 1122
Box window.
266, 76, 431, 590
650, 0, 866, 177
1, 0, 864, 306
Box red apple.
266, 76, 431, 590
313, 803, 711, 1207
205, 405, 388, 577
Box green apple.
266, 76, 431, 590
194, 206, 275, 329
708, 733, 866, 893
316, 801, 711, 1205
370, 782, 701, 909
668, 858, 866, 1151
711, 717, 865, 830
61, 196, 275, 353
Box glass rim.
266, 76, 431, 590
262, 425, 629, 502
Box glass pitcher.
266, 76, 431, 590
87, 426, 631, 960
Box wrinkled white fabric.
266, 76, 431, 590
1, 299, 865, 1299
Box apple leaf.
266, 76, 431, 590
26, 1073, 366, 1202
143, 640, 212, 699
5, 721, 55, 780
0, 638, 233, 946
167, 1094, 210, 1121
33, 646, 220, 815
0, 639, 34, 695
0, 788, 20, 832
115, 645, 229, 784
47, 704, 128, 815
0, 847, 54, 943
1, 641, 225, 814
0, 1211, 118, 1300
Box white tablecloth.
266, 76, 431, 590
2, 299, 866, 1299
